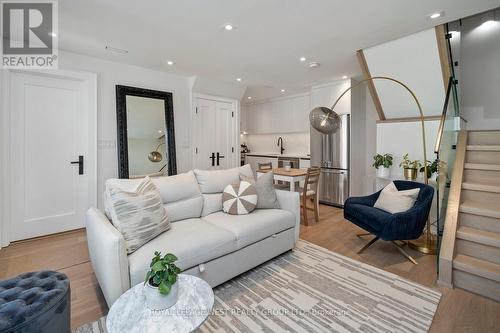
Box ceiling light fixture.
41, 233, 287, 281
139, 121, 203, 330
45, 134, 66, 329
429, 12, 443, 19
281, 89, 286, 93
342, 75, 348, 79
300, 57, 306, 62
308, 62, 320, 68
167, 60, 174, 65
224, 24, 234, 31
105, 46, 128, 54
236, 78, 242, 82
247, 96, 252, 100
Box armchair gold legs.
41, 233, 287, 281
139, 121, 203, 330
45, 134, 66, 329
356, 233, 418, 265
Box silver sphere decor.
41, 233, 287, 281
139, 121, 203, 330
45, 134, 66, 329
309, 107, 341, 134
148, 150, 163, 163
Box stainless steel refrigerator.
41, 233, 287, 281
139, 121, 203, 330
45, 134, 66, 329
310, 114, 350, 207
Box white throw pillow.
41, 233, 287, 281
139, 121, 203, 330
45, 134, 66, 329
374, 182, 420, 214
107, 176, 171, 254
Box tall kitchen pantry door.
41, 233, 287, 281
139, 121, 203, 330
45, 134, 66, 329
193, 97, 236, 170
7, 71, 96, 241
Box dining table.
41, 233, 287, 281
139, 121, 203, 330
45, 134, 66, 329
256, 168, 308, 192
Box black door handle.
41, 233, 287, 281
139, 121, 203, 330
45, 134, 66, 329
216, 152, 225, 166
209, 152, 215, 166
70, 155, 84, 175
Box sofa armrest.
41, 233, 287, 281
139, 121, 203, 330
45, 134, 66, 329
276, 190, 301, 242
85, 208, 130, 307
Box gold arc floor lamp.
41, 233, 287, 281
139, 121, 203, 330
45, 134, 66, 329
309, 76, 436, 254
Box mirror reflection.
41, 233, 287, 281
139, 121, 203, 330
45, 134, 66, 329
126, 96, 168, 178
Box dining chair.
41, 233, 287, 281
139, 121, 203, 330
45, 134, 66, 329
258, 162, 289, 190
300, 167, 321, 225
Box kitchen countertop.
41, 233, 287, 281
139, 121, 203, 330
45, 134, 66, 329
245, 152, 310, 159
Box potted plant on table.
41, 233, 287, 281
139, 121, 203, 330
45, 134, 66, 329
399, 153, 421, 180
144, 251, 181, 310
420, 159, 439, 180
372, 153, 393, 178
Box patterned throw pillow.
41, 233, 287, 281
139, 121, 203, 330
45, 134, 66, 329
222, 181, 258, 215
107, 176, 171, 254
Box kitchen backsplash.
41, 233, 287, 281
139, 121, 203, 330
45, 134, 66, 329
242, 132, 310, 154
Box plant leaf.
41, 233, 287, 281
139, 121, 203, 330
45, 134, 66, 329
158, 281, 171, 295
151, 261, 164, 273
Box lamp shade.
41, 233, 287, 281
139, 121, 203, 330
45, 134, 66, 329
148, 151, 163, 162
309, 107, 341, 134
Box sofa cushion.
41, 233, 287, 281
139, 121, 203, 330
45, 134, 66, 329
194, 164, 254, 194
202, 209, 295, 249
201, 193, 223, 217
105, 171, 203, 222
127, 218, 237, 286
222, 181, 257, 215
107, 177, 171, 254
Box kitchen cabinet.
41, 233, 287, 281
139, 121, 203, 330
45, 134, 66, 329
310, 81, 351, 116
245, 94, 311, 134
240, 105, 247, 133
299, 158, 311, 169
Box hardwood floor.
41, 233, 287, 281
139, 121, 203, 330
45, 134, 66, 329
1, 205, 499, 332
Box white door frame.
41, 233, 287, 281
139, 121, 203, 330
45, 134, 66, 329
191, 93, 240, 169
0, 69, 97, 247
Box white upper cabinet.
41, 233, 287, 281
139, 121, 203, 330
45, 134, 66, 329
310, 80, 351, 115
244, 94, 311, 134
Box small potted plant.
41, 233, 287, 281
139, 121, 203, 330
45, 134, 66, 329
372, 153, 393, 178
143, 251, 181, 310
420, 159, 438, 180
399, 153, 421, 180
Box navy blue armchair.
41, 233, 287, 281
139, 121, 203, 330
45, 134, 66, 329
344, 180, 434, 264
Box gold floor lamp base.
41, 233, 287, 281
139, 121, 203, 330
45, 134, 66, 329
408, 234, 437, 255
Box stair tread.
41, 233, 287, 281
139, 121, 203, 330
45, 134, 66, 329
460, 201, 500, 219
462, 182, 500, 193
464, 163, 500, 171
457, 226, 500, 247
453, 254, 500, 283
467, 145, 500, 151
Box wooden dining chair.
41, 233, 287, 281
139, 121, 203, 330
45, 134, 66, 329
300, 167, 321, 226
257, 162, 272, 171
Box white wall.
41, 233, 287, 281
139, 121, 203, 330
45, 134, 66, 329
376, 120, 440, 178
57, 51, 193, 208
459, 12, 500, 130
243, 132, 310, 155
364, 29, 445, 117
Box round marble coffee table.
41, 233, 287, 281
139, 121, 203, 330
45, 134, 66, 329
106, 274, 214, 333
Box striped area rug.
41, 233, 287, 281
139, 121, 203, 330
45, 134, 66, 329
75, 240, 441, 333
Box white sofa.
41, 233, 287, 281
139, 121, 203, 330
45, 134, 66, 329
85, 165, 300, 307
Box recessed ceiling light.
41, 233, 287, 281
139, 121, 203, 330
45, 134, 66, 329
300, 57, 306, 62
308, 62, 320, 68
167, 60, 174, 65
342, 75, 348, 79
247, 96, 252, 100
236, 78, 242, 82
480, 20, 497, 29
224, 24, 234, 31
281, 89, 286, 93
49, 32, 57, 37
105, 46, 128, 54
158, 130, 162, 133
429, 12, 443, 19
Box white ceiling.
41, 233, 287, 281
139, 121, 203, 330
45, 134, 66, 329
59, 0, 500, 98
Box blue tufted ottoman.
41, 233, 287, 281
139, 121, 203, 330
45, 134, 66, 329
0, 271, 70, 333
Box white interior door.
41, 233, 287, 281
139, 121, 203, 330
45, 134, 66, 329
9, 71, 95, 241
193, 96, 235, 170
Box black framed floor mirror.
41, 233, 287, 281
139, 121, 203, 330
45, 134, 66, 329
116, 85, 177, 179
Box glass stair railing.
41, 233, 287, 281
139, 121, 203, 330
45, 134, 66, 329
434, 77, 461, 260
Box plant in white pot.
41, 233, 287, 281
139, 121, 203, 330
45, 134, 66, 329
143, 251, 181, 310
372, 153, 393, 178
420, 159, 439, 181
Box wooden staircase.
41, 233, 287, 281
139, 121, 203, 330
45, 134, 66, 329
440, 130, 500, 301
